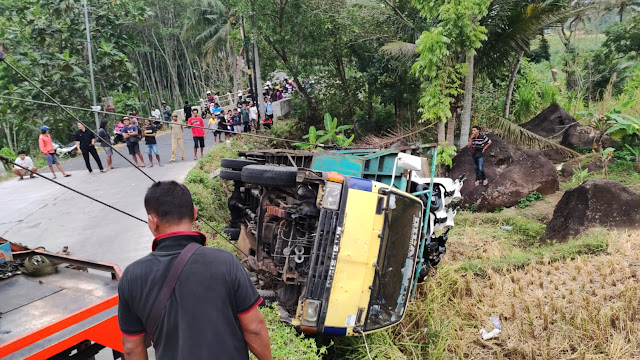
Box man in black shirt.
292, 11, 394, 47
183, 101, 192, 121
75, 122, 105, 173
118, 181, 273, 360
143, 119, 163, 167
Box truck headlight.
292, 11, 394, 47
302, 299, 322, 324
322, 182, 342, 210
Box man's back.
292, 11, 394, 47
118, 233, 261, 359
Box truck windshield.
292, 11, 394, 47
364, 192, 422, 331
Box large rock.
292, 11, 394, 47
520, 103, 616, 161
545, 180, 640, 241
521, 103, 576, 138
559, 155, 604, 179
561, 124, 617, 150
448, 133, 559, 212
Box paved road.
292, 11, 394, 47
0, 127, 224, 270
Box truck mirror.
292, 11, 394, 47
397, 153, 422, 171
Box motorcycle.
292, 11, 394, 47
53, 141, 77, 158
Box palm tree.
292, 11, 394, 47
476, 0, 579, 120
614, 0, 640, 21
183, 0, 242, 96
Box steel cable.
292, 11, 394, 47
0, 52, 249, 257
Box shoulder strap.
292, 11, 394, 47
145, 242, 201, 336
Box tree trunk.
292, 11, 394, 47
458, 51, 475, 149
446, 115, 456, 146
437, 120, 446, 145
504, 50, 524, 120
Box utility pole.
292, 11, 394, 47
250, 5, 265, 121
240, 17, 255, 103
82, 0, 100, 130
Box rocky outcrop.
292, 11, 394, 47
561, 124, 617, 150
449, 133, 559, 212
545, 180, 640, 241
521, 103, 576, 138
559, 155, 604, 179
519, 104, 616, 162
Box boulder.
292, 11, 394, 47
521, 103, 576, 138
545, 180, 640, 241
559, 155, 603, 179
561, 124, 617, 150
448, 133, 559, 212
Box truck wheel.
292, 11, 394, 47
220, 169, 243, 182
241, 165, 297, 187
221, 158, 258, 170
222, 227, 241, 240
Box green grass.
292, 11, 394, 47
453, 212, 547, 248
455, 231, 608, 277
253, 304, 329, 360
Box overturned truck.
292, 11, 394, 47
219, 148, 464, 336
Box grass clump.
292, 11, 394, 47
253, 303, 329, 360
456, 230, 608, 277
184, 139, 264, 251
516, 191, 543, 208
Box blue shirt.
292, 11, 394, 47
265, 102, 273, 115
212, 106, 222, 114
123, 125, 139, 145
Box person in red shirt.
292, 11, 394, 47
187, 108, 206, 160
38, 126, 70, 179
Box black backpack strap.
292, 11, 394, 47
145, 242, 201, 337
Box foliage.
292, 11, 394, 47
411, 0, 490, 124
516, 191, 544, 208
0, 147, 17, 171
434, 142, 457, 168
296, 113, 354, 149
572, 157, 592, 183
530, 35, 551, 63
0, 0, 149, 152
253, 303, 329, 360
600, 147, 615, 178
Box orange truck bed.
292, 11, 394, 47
0, 250, 123, 359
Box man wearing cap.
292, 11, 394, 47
170, 113, 186, 162
38, 126, 70, 179
161, 102, 172, 124
12, 150, 37, 180
122, 117, 146, 168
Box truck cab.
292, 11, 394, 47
219, 149, 463, 336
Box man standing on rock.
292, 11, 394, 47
468, 125, 492, 186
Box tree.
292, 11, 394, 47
411, 0, 491, 145
476, 0, 576, 120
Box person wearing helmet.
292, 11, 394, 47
207, 91, 215, 104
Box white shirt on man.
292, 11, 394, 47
14, 156, 34, 170
249, 106, 258, 120
151, 109, 161, 120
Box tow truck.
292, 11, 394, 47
219, 147, 464, 336
0, 239, 124, 360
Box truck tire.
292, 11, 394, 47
241, 165, 298, 187
222, 227, 241, 240
220, 169, 243, 181
221, 158, 257, 170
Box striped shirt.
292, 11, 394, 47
471, 134, 491, 157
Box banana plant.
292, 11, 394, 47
295, 113, 355, 149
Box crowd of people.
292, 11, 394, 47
13, 83, 296, 180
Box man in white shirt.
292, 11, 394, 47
13, 151, 38, 180
151, 107, 161, 121
249, 100, 259, 132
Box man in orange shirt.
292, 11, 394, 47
38, 126, 70, 179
